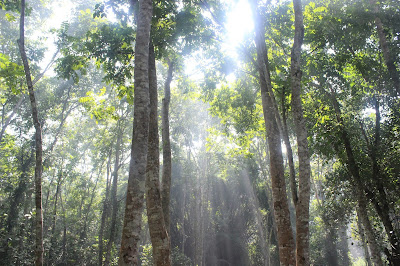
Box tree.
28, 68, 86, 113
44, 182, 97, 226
161, 59, 173, 236
290, 0, 311, 264
17, 0, 44, 264
119, 0, 153, 264
251, 0, 296, 264
145, 42, 171, 266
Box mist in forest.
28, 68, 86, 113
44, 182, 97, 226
1, 0, 400, 265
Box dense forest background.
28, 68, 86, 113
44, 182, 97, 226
0, 0, 399, 265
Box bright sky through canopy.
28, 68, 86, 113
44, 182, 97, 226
223, 0, 254, 82
49, 0, 74, 29
185, 0, 254, 81
225, 0, 254, 51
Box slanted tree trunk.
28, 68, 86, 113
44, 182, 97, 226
250, 1, 296, 264
350, 60, 399, 263
0, 49, 57, 144
330, 92, 383, 266
105, 126, 123, 266
0, 96, 25, 144
290, 0, 311, 264
161, 60, 173, 236
370, 0, 399, 95
352, 64, 400, 263
145, 43, 171, 266
18, 1, 44, 264
119, 0, 153, 264
368, 98, 400, 264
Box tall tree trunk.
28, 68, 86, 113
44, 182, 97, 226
47, 171, 63, 265
181, 167, 187, 255
119, 0, 153, 264
145, 43, 171, 266
251, 1, 296, 264
16, 188, 30, 266
60, 192, 67, 266
81, 170, 101, 242
105, 127, 123, 266
324, 227, 338, 266
290, 0, 311, 264
161, 60, 173, 234
338, 225, 350, 266
281, 87, 298, 204
358, 210, 372, 266
99, 148, 113, 266
18, 1, 44, 264
195, 172, 204, 266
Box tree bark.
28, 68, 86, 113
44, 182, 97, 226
119, 0, 153, 264
161, 60, 173, 235
145, 43, 171, 266
18, 1, 44, 264
290, 0, 311, 264
251, 1, 296, 264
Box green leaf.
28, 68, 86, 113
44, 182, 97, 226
5, 13, 16, 22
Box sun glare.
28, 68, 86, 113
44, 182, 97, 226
49, 0, 74, 29
225, 0, 254, 47
185, 0, 254, 82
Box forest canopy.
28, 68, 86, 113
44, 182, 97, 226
0, 0, 399, 265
